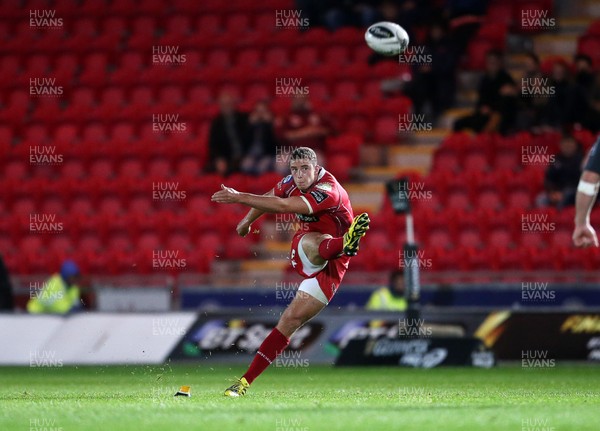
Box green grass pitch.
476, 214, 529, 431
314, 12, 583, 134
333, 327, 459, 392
1, 364, 599, 431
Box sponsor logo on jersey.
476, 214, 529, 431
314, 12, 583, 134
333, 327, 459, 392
297, 214, 319, 222
283, 175, 293, 184
315, 182, 333, 192
310, 190, 328, 204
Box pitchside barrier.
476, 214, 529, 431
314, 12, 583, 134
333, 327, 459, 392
1, 310, 599, 366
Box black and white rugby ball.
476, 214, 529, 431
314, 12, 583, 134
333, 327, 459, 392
365, 21, 409, 56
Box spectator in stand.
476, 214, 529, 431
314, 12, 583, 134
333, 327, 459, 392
516, 52, 546, 131
365, 269, 407, 311
27, 260, 82, 314
454, 49, 517, 134
379, 0, 431, 36
295, 0, 379, 31
324, 1, 380, 31
275, 95, 332, 156
207, 91, 249, 176
540, 60, 587, 130
574, 54, 595, 94
581, 93, 600, 134
400, 20, 458, 120
536, 135, 584, 209
241, 101, 278, 176
573, 54, 598, 132
446, 0, 489, 56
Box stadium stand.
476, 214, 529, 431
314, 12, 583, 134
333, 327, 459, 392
1, 0, 599, 292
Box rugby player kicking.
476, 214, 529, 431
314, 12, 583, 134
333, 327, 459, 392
211, 147, 370, 397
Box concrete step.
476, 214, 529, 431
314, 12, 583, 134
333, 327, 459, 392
455, 89, 478, 107
388, 143, 437, 168
345, 182, 385, 212
438, 107, 472, 130
240, 259, 288, 273
361, 164, 429, 182
581, 0, 600, 17
359, 144, 386, 166
556, 17, 594, 35
533, 34, 578, 56
404, 128, 448, 146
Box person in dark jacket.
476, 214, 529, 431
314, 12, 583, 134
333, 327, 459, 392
241, 100, 278, 175
537, 135, 584, 208
207, 92, 249, 176
454, 49, 518, 134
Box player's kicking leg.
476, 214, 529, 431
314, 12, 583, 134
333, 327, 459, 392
224, 285, 325, 397
224, 213, 369, 397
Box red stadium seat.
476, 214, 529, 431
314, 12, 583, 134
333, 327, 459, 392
433, 150, 460, 173
294, 47, 320, 67
226, 14, 252, 34
25, 54, 50, 76
95, 87, 126, 121
493, 149, 520, 171
90, 159, 114, 179
264, 47, 290, 68
476, 22, 507, 49
126, 16, 158, 50
70, 198, 94, 216
23, 124, 50, 146
578, 36, 600, 68
31, 98, 62, 122
110, 52, 146, 86
550, 230, 574, 248
446, 191, 471, 211
505, 190, 533, 210
79, 53, 109, 87
476, 190, 503, 211
326, 133, 362, 166
373, 116, 399, 144
327, 154, 353, 183
223, 234, 252, 260
196, 14, 222, 35
323, 46, 350, 66
148, 159, 173, 179
486, 2, 513, 26
457, 230, 483, 249
40, 198, 66, 215
464, 40, 495, 70
5, 161, 29, 181
176, 157, 201, 179
488, 228, 514, 249
426, 229, 453, 250
464, 152, 490, 172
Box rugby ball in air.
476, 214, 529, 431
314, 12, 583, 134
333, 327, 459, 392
364, 21, 409, 56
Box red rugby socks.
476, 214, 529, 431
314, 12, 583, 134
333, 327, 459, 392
318, 237, 343, 260
243, 328, 290, 384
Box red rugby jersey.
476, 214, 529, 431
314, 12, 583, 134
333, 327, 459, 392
274, 167, 354, 237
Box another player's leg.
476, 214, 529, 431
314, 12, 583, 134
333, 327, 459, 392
224, 282, 326, 397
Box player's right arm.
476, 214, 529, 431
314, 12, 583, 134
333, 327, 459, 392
212, 184, 311, 214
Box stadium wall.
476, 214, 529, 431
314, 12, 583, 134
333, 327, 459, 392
3, 310, 599, 366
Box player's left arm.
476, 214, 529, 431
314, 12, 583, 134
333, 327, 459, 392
212, 184, 311, 214
235, 189, 273, 237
